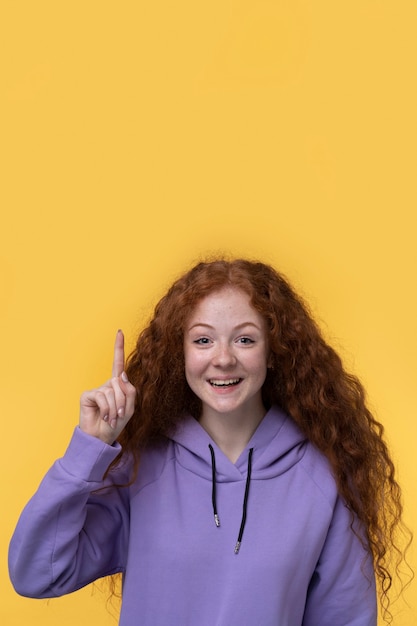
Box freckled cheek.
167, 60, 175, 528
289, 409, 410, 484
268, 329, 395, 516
184, 351, 208, 380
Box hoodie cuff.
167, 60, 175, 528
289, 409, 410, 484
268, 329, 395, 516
59, 426, 123, 483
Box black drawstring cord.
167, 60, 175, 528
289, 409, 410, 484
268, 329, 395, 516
208, 444, 254, 553
234, 447, 253, 554
208, 444, 220, 527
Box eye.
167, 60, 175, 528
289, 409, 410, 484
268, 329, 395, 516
237, 337, 254, 345
194, 337, 211, 345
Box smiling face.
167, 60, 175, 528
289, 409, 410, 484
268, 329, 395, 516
184, 288, 270, 424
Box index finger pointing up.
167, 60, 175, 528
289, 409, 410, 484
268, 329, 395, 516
112, 329, 125, 378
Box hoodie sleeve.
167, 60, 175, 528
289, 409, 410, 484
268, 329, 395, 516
8, 427, 131, 598
302, 495, 377, 626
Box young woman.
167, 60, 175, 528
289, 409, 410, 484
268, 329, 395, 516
9, 259, 410, 625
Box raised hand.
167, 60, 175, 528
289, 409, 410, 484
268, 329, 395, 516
79, 330, 137, 444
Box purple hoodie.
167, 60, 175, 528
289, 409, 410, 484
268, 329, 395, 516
9, 406, 376, 625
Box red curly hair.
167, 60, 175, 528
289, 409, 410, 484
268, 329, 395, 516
115, 258, 411, 621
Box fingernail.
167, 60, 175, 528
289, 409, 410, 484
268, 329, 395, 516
110, 419, 117, 429
121, 371, 128, 383
103, 414, 109, 422
118, 408, 124, 418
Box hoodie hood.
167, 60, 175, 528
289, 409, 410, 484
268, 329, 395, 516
171, 405, 308, 482
171, 405, 308, 553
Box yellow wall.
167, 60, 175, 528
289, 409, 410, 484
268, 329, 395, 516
1, 1, 416, 624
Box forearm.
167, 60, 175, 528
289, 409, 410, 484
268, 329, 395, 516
9, 427, 129, 597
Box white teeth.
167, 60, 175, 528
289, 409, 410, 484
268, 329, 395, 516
209, 378, 241, 387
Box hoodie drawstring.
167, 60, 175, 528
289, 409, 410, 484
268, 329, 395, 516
209, 444, 220, 527
208, 444, 254, 554
234, 447, 253, 554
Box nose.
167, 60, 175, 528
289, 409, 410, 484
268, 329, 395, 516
212, 342, 237, 368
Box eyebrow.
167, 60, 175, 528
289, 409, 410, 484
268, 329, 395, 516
187, 321, 262, 331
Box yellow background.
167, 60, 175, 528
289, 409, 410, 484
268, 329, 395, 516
1, 1, 416, 624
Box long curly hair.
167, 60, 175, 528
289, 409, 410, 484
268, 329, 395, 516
115, 258, 411, 621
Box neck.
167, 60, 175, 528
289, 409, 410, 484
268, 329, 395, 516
199, 403, 266, 463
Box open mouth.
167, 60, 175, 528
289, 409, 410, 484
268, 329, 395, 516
209, 378, 242, 388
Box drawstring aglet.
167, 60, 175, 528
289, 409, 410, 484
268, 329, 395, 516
214, 514, 220, 527
234, 541, 241, 554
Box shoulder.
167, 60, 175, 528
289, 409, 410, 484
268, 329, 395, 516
129, 439, 175, 496
298, 439, 339, 510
